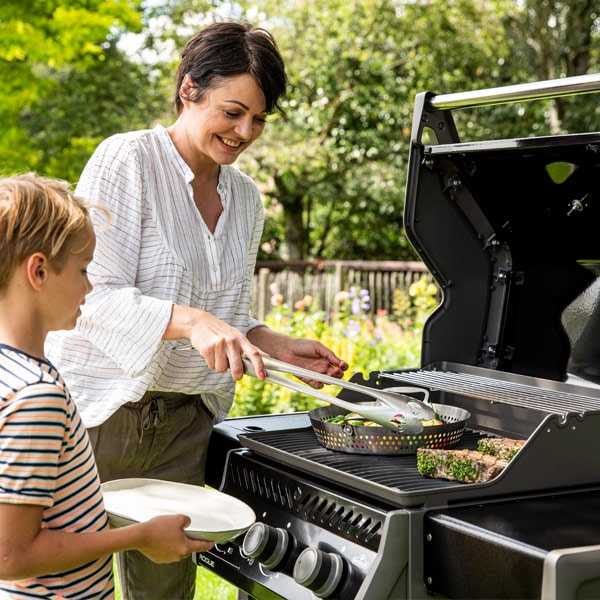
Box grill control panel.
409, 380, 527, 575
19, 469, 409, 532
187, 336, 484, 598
195, 449, 387, 599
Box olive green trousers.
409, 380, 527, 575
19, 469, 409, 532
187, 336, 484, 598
87, 392, 214, 600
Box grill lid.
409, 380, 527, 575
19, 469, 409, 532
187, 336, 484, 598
405, 75, 600, 382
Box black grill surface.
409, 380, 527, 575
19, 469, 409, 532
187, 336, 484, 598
239, 427, 507, 508
239, 398, 600, 509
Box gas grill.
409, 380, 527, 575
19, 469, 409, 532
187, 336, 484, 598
196, 75, 600, 599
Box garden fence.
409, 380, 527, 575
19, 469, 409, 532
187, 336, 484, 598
251, 260, 432, 321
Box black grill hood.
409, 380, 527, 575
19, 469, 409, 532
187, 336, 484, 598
404, 75, 600, 382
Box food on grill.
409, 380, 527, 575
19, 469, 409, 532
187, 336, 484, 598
310, 403, 470, 455
326, 412, 443, 427
477, 437, 525, 460
417, 436, 525, 483
416, 448, 510, 483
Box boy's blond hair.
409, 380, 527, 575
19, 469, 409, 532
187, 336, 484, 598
0, 173, 93, 291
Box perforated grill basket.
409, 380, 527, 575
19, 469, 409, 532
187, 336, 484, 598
308, 403, 470, 455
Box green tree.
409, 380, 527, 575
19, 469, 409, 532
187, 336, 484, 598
0, 0, 153, 178
233, 0, 521, 260
23, 41, 166, 181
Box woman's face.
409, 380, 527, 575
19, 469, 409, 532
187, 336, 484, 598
177, 73, 268, 167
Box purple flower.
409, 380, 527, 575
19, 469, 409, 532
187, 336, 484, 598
344, 319, 361, 338
358, 289, 371, 312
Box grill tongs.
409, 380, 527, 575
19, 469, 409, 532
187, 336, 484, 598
242, 356, 436, 434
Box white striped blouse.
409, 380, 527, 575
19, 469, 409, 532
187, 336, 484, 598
45, 125, 265, 427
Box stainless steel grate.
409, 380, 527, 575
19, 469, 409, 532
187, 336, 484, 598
381, 365, 600, 415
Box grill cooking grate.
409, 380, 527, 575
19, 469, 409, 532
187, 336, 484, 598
239, 427, 488, 508
381, 365, 600, 415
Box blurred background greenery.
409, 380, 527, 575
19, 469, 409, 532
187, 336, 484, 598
2, 0, 600, 263
5, 2, 600, 597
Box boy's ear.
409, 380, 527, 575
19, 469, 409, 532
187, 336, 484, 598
26, 253, 49, 291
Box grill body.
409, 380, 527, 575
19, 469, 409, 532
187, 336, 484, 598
196, 76, 600, 599
424, 490, 600, 599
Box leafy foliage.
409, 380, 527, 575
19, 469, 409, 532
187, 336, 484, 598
23, 41, 166, 181
1, 0, 600, 260
238, 0, 418, 260
0, 0, 157, 178
230, 277, 438, 416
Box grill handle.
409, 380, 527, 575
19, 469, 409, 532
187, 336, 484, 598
428, 73, 600, 111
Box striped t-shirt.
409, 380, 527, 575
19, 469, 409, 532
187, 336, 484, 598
0, 345, 113, 599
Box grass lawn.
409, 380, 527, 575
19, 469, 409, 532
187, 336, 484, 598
114, 562, 238, 599
194, 566, 237, 599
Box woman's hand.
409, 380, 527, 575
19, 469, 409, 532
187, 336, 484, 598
166, 306, 349, 386
247, 328, 348, 388
165, 305, 266, 381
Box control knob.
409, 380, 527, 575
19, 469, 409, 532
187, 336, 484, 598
293, 547, 345, 598
242, 522, 298, 572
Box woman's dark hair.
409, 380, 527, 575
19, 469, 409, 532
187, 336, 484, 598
175, 21, 287, 116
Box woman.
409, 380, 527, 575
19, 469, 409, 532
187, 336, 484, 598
46, 20, 348, 600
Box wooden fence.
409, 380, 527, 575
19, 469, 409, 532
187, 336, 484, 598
251, 260, 431, 321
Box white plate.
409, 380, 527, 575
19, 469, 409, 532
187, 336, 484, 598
102, 478, 255, 543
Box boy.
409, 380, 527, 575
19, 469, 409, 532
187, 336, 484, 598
0, 173, 212, 598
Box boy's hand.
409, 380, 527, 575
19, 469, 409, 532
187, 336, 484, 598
137, 514, 214, 563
